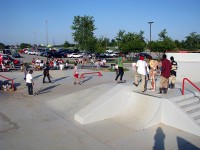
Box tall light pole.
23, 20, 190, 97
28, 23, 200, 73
33, 31, 37, 45
148, 21, 154, 53
45, 20, 49, 46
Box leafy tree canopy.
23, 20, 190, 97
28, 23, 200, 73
71, 15, 96, 51
115, 30, 146, 53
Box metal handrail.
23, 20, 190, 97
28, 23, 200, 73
182, 78, 200, 95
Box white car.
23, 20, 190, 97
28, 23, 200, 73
68, 53, 83, 58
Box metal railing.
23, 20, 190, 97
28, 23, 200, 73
182, 78, 200, 95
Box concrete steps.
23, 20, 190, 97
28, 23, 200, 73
170, 93, 200, 127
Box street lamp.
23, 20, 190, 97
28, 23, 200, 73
148, 21, 154, 43
148, 21, 154, 53
33, 31, 37, 45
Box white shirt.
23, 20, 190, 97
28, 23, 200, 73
74, 66, 79, 74
136, 60, 148, 75
26, 73, 33, 83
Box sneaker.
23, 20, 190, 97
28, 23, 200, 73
133, 83, 138, 87
148, 88, 156, 91
157, 92, 162, 95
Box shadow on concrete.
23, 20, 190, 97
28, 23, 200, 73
80, 76, 92, 84
153, 127, 165, 150
33, 74, 43, 80
177, 136, 200, 150
53, 76, 68, 82
35, 84, 60, 95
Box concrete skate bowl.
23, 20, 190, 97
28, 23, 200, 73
46, 83, 200, 136
74, 84, 162, 130
74, 84, 200, 136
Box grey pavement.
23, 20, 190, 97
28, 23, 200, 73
0, 65, 200, 150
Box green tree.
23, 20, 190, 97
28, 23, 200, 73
20, 43, 31, 49
63, 41, 71, 48
151, 29, 176, 56
109, 39, 117, 47
115, 30, 125, 50
115, 30, 146, 53
184, 32, 200, 50
71, 15, 96, 51
174, 40, 183, 50
0, 43, 5, 49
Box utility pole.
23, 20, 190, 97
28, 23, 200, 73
148, 21, 154, 53
45, 20, 49, 46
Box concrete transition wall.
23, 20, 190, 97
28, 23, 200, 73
74, 84, 200, 136
166, 53, 200, 82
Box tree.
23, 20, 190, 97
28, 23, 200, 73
151, 29, 176, 56
71, 15, 96, 51
158, 29, 168, 40
184, 32, 200, 50
0, 43, 5, 49
20, 43, 31, 49
109, 39, 117, 47
115, 30, 146, 53
115, 30, 125, 50
63, 41, 71, 48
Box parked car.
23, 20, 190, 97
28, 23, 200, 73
11, 52, 20, 58
135, 53, 152, 59
60, 51, 72, 58
19, 48, 28, 54
3, 49, 11, 55
68, 53, 83, 58
99, 52, 116, 58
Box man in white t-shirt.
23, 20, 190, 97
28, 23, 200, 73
26, 70, 34, 95
133, 55, 148, 92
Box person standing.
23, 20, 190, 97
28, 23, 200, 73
43, 62, 52, 83
26, 70, 34, 96
158, 54, 172, 94
133, 55, 148, 92
169, 56, 178, 89
115, 52, 124, 81
23, 63, 28, 80
73, 62, 80, 85
149, 60, 158, 91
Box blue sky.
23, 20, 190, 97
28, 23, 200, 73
0, 0, 200, 45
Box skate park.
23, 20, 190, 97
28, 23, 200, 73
0, 53, 200, 150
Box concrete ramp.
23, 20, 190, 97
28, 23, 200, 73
74, 85, 200, 136
111, 93, 162, 130
74, 85, 162, 128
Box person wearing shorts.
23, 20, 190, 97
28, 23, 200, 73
73, 63, 80, 85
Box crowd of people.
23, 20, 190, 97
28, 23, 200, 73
22, 53, 178, 96
132, 54, 178, 94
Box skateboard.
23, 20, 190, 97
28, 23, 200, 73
116, 80, 126, 83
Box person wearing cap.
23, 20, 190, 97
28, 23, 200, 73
133, 55, 148, 92
169, 56, 178, 89
26, 70, 34, 95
